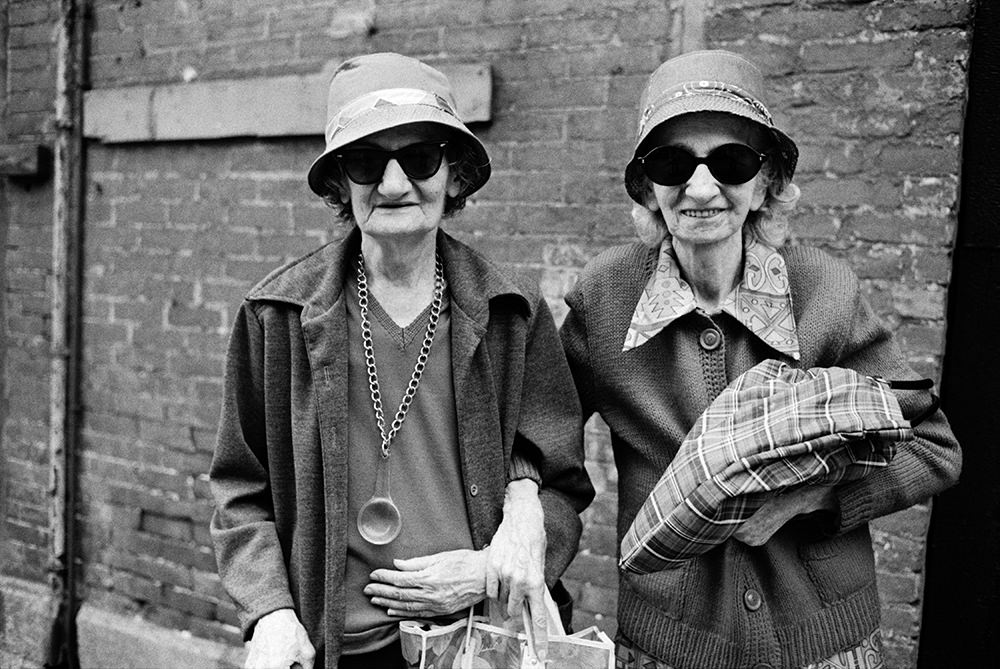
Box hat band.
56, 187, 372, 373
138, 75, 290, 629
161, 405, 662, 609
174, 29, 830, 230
638, 80, 773, 136
325, 87, 460, 143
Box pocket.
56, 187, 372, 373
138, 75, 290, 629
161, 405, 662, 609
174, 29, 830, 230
622, 560, 689, 620
798, 526, 875, 602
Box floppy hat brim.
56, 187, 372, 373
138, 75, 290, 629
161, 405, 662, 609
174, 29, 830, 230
307, 96, 491, 200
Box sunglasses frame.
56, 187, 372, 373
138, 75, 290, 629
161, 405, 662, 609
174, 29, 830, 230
335, 140, 450, 185
638, 143, 768, 187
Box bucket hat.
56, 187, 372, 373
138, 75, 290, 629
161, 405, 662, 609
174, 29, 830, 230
624, 49, 799, 204
618, 359, 931, 575
307, 52, 491, 199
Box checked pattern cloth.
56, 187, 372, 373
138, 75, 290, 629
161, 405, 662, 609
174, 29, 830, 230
619, 359, 914, 575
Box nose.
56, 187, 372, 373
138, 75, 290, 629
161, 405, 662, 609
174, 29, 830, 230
377, 158, 410, 196
684, 163, 721, 199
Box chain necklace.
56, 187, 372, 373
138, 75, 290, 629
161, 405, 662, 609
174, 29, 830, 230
356, 251, 444, 459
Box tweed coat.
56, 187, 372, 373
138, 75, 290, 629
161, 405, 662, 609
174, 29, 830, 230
210, 227, 594, 667
560, 241, 961, 669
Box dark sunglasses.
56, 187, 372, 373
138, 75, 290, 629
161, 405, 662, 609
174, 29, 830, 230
637, 143, 767, 187
335, 141, 449, 185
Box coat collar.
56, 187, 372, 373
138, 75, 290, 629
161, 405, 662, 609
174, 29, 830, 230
623, 237, 801, 360
245, 226, 532, 325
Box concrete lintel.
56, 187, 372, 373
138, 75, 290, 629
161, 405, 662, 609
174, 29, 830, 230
83, 62, 492, 144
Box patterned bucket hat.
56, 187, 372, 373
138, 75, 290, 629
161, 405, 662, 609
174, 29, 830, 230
624, 49, 799, 204
307, 52, 491, 199
618, 359, 923, 575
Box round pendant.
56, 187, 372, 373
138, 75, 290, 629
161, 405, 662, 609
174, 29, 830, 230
357, 495, 402, 545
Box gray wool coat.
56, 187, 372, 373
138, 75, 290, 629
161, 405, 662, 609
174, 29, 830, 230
210, 227, 594, 667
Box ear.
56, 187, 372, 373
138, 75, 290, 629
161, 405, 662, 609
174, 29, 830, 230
446, 169, 462, 198
643, 185, 661, 212
750, 176, 767, 211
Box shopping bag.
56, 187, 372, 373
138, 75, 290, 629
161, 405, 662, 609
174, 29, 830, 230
399, 589, 614, 669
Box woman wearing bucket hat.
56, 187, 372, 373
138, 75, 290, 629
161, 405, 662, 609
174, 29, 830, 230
210, 52, 593, 669
560, 50, 961, 669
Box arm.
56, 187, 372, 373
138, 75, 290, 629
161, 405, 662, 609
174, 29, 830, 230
210, 304, 313, 666
828, 289, 961, 532
736, 280, 961, 545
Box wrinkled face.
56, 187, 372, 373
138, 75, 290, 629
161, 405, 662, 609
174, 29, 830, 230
339, 123, 460, 240
643, 112, 768, 250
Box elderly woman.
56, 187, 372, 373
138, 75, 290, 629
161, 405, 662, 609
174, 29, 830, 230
210, 52, 594, 669
560, 50, 961, 669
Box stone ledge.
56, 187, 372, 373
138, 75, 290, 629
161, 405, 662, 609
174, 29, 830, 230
83, 61, 492, 143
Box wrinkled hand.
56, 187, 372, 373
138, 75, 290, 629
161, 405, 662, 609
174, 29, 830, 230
733, 485, 838, 546
486, 479, 548, 662
365, 548, 487, 618
244, 608, 315, 669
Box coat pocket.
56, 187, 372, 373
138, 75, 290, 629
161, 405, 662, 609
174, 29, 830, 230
622, 560, 690, 620
798, 525, 875, 602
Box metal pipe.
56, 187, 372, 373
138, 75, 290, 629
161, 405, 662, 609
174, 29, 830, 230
46, 1, 83, 667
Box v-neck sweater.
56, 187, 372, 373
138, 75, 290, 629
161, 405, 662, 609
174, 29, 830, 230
343, 282, 473, 652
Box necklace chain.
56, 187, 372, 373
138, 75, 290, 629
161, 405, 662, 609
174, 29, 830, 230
356, 251, 444, 458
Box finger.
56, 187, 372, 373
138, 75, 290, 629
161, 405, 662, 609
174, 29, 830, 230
506, 576, 526, 619
369, 568, 421, 587
529, 593, 549, 665
392, 555, 437, 571
484, 547, 500, 600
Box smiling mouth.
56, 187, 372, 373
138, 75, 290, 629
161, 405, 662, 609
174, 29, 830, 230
681, 209, 725, 218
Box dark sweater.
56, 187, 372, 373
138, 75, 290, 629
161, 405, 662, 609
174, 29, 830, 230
560, 242, 961, 669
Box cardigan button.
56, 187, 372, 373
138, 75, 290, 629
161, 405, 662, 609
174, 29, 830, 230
751, 664, 773, 669
743, 588, 762, 611
699, 328, 722, 351
469, 484, 479, 496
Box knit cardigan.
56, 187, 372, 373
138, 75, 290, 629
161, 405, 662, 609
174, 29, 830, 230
211, 227, 595, 668
560, 242, 961, 669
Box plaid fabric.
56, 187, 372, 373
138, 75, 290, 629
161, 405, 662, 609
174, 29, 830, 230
619, 359, 913, 574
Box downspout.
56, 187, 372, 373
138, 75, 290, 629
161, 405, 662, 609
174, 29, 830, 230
46, 1, 84, 667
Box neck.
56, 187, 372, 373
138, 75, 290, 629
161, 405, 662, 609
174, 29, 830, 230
672, 234, 743, 313
359, 230, 438, 325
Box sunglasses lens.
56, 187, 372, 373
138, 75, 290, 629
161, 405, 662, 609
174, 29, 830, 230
641, 146, 696, 186
708, 144, 765, 184
641, 144, 764, 186
338, 150, 387, 184
338, 142, 446, 184
396, 143, 446, 180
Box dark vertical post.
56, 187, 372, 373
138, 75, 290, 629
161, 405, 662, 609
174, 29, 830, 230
919, 0, 1000, 666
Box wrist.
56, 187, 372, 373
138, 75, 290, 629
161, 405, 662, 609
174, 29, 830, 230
505, 478, 539, 503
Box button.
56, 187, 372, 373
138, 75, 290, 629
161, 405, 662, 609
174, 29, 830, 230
469, 484, 479, 496
699, 328, 722, 350
751, 664, 773, 669
743, 588, 762, 611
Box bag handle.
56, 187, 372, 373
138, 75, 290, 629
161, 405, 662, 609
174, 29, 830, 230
870, 376, 941, 428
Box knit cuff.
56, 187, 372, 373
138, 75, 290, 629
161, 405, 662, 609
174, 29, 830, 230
508, 452, 542, 485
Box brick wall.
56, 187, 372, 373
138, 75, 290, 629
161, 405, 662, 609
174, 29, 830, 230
2, 0, 57, 587
1, 1, 973, 667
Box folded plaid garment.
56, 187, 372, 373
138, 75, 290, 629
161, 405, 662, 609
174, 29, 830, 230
619, 359, 914, 575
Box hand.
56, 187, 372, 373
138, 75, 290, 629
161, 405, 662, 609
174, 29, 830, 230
486, 479, 548, 662
364, 548, 487, 617
244, 608, 315, 669
733, 485, 838, 547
